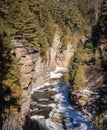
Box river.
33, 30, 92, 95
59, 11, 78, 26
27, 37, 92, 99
30, 66, 94, 130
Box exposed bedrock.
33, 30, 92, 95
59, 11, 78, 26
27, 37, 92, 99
1, 28, 79, 130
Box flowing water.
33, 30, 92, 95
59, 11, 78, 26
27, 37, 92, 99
30, 67, 94, 130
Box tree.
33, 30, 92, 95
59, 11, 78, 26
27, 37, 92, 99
0, 19, 21, 118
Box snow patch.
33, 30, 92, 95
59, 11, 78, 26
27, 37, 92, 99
31, 66, 94, 130
50, 71, 63, 79
46, 119, 64, 130
48, 103, 56, 108
80, 89, 98, 95
31, 82, 50, 94
30, 115, 45, 120
46, 84, 93, 130
55, 66, 69, 73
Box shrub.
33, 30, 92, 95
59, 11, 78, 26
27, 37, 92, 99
73, 66, 87, 90
63, 73, 70, 84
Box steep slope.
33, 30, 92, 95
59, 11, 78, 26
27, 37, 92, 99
1, 26, 81, 130
0, 0, 104, 129
68, 1, 107, 129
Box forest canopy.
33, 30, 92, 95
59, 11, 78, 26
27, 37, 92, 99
0, 0, 104, 119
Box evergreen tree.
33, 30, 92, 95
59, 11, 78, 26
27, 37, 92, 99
1, 0, 103, 119
0, 19, 21, 118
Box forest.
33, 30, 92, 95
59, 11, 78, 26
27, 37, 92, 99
0, 0, 107, 129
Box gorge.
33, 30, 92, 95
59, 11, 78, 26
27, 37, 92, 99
0, 0, 107, 130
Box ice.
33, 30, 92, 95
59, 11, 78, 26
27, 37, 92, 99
55, 66, 69, 73
31, 66, 94, 130
51, 88, 57, 91
31, 101, 47, 107
30, 115, 45, 120
46, 119, 64, 130
80, 89, 98, 95
48, 103, 56, 108
31, 81, 58, 94
31, 66, 68, 94
50, 71, 63, 79
50, 66, 69, 79
80, 89, 94, 94
46, 84, 93, 130
54, 93, 62, 101
31, 82, 50, 94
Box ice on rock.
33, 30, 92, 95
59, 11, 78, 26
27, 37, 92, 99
55, 66, 69, 73
46, 119, 64, 130
50, 66, 69, 79
54, 93, 62, 101
80, 89, 95, 94
30, 115, 45, 120
46, 82, 93, 130
31, 82, 50, 94
49, 103, 56, 108
31, 66, 94, 130
50, 71, 63, 79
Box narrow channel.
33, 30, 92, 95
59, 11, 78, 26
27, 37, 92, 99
30, 66, 93, 130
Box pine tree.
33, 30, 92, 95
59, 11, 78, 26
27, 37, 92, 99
0, 19, 21, 118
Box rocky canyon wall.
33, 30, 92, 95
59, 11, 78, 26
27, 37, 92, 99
1, 27, 80, 130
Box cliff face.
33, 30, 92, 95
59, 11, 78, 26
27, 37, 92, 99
1, 28, 80, 130
49, 27, 80, 68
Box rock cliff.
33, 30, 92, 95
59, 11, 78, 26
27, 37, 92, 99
1, 27, 80, 130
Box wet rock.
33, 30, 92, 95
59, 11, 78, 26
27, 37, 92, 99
30, 118, 49, 130
51, 114, 63, 123
2, 25, 77, 130
32, 91, 56, 101
77, 95, 89, 107
30, 107, 52, 118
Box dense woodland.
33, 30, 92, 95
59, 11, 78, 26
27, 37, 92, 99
0, 0, 107, 129
68, 0, 107, 129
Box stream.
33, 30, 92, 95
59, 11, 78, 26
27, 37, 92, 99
30, 66, 94, 130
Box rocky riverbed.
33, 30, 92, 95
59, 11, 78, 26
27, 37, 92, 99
29, 66, 94, 130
